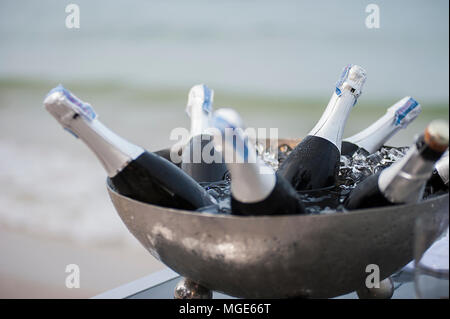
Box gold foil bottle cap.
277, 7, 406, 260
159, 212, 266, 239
424, 119, 449, 153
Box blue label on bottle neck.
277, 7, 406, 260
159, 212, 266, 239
64, 127, 79, 139
213, 115, 249, 161
335, 64, 353, 97
202, 85, 213, 114
48, 84, 97, 122
394, 98, 419, 126
233, 133, 250, 162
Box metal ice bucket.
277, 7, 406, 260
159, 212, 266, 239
106, 139, 449, 298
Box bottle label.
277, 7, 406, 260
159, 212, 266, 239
64, 127, 79, 139
202, 85, 213, 115
394, 97, 420, 126
335, 64, 353, 96
213, 114, 251, 162
48, 85, 97, 122
185, 84, 213, 117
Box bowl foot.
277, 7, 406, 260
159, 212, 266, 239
174, 277, 213, 299
356, 277, 394, 299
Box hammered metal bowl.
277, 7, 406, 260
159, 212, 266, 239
107, 139, 449, 298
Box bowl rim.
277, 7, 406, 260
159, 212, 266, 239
106, 180, 449, 220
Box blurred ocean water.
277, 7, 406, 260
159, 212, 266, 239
0, 0, 448, 246
0, 0, 448, 102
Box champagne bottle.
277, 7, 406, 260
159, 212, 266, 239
212, 108, 306, 216
181, 84, 228, 182
427, 149, 449, 192
278, 64, 367, 190
342, 97, 421, 156
44, 85, 215, 210
345, 120, 449, 210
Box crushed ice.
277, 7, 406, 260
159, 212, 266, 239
202, 142, 411, 215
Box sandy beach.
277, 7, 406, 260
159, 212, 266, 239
0, 226, 165, 298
